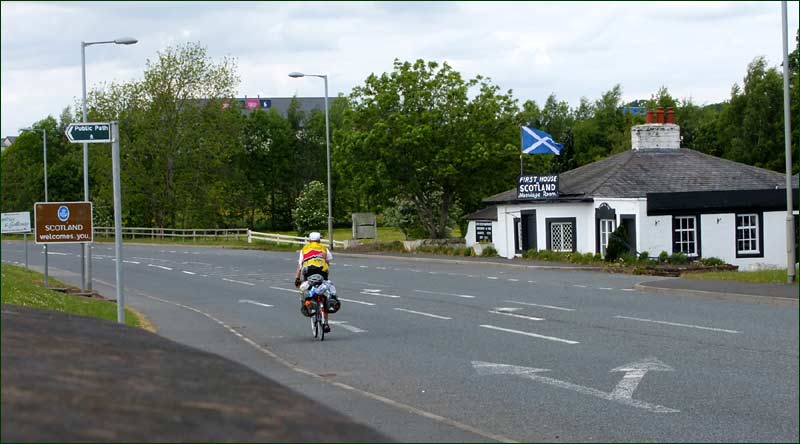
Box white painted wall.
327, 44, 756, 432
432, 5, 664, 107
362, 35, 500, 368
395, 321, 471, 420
641, 215, 673, 257
495, 202, 594, 258
631, 124, 680, 150
465, 221, 476, 247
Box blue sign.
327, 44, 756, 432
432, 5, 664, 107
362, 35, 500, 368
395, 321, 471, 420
260, 99, 271, 108
57, 205, 70, 222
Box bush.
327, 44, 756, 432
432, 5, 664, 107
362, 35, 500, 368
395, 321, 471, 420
698, 257, 726, 266
669, 252, 689, 265
638, 251, 650, 261
658, 251, 670, 263
619, 252, 638, 264
604, 225, 630, 261
376, 241, 406, 252
480, 246, 498, 257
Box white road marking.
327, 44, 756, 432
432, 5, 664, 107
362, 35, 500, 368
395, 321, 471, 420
123, 260, 140, 264
359, 265, 368, 268
362, 289, 383, 293
599, 287, 613, 290
329, 320, 367, 333
360, 291, 400, 298
393, 308, 451, 320
222, 277, 255, 286
527, 280, 536, 283
472, 360, 678, 413
614, 315, 740, 334
375, 266, 387, 270
168, 250, 176, 253
269, 286, 297, 293
573, 284, 587, 288
621, 289, 635, 292
414, 289, 475, 299
609, 358, 674, 400
182, 271, 196, 275
148, 264, 173, 271
239, 299, 273, 308
493, 307, 522, 312
479, 325, 579, 344
46, 252, 69, 255
487, 276, 498, 280
507, 278, 519, 282
343, 264, 352, 267
489, 310, 544, 321
339, 298, 376, 306
505, 300, 575, 312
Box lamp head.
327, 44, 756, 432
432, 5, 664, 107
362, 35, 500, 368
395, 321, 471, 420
288, 72, 305, 78
114, 37, 138, 45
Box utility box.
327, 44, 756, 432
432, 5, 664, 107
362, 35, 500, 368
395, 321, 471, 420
352, 213, 377, 239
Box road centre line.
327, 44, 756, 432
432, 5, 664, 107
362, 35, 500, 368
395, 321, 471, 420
487, 276, 498, 280
599, 287, 613, 290
46, 251, 69, 256
573, 284, 587, 288
123, 260, 140, 264
414, 289, 476, 299
614, 315, 740, 334
507, 278, 519, 282
479, 325, 579, 344
182, 271, 196, 275
339, 298, 376, 306
239, 299, 273, 308
621, 289, 635, 292
360, 291, 401, 298
222, 277, 255, 286
393, 308, 452, 320
148, 264, 173, 271
505, 300, 575, 312
488, 310, 544, 321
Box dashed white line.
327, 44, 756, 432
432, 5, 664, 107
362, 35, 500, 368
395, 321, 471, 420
239, 299, 273, 308
148, 264, 173, 271
414, 289, 475, 299
487, 276, 498, 280
393, 308, 451, 320
599, 287, 613, 290
222, 277, 255, 286
614, 316, 740, 334
328, 320, 368, 333
505, 300, 575, 312
507, 279, 519, 282
375, 267, 387, 270
339, 298, 376, 306
488, 311, 544, 321
479, 325, 579, 344
359, 265, 368, 268
46, 252, 69, 256
123, 260, 140, 264
269, 286, 297, 293
621, 289, 635, 292
527, 280, 536, 283
573, 284, 587, 288
360, 291, 400, 298
182, 271, 196, 275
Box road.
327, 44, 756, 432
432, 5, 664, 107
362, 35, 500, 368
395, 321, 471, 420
3, 240, 798, 442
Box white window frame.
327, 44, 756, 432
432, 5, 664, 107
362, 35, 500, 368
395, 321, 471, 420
599, 219, 616, 256
736, 213, 760, 255
674, 216, 697, 256
551, 222, 574, 252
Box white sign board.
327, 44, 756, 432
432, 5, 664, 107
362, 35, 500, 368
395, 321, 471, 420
1, 212, 32, 234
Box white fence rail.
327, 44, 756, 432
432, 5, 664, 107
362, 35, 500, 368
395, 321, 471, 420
248, 229, 345, 249
94, 227, 248, 241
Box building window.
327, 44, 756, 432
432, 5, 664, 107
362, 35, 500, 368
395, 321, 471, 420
599, 219, 616, 256
673, 215, 698, 256
736, 213, 763, 258
546, 218, 577, 252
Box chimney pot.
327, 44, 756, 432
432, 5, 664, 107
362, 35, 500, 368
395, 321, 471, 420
656, 107, 665, 124
646, 109, 654, 124
666, 107, 675, 124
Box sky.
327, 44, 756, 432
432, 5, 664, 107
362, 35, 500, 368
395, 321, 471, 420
1, 1, 798, 137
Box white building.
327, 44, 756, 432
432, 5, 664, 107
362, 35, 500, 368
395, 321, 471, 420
467, 117, 798, 270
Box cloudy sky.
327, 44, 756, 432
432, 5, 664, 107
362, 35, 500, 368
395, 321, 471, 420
2, 1, 798, 137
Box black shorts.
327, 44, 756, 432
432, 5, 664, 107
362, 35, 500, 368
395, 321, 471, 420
302, 266, 328, 281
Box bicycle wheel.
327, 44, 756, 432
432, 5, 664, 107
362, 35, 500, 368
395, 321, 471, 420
312, 313, 319, 339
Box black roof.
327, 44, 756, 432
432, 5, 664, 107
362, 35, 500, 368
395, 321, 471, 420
464, 206, 497, 221
484, 149, 799, 204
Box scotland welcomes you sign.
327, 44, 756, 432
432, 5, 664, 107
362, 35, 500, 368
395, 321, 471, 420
517, 175, 559, 200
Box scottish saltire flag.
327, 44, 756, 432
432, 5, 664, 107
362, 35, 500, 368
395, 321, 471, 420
521, 126, 563, 155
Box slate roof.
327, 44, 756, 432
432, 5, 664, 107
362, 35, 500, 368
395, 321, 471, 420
464, 206, 497, 221
484, 148, 799, 204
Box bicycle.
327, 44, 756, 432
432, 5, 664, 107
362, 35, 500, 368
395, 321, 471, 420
309, 288, 330, 341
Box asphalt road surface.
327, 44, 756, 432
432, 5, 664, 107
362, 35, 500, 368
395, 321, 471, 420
3, 241, 798, 442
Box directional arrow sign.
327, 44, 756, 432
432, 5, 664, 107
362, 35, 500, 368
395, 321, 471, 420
472, 359, 679, 413
66, 122, 111, 143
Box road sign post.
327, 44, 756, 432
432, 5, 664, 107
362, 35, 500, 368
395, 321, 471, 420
110, 121, 125, 324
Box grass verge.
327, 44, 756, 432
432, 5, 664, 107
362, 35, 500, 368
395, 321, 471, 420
682, 267, 799, 284
1, 263, 142, 328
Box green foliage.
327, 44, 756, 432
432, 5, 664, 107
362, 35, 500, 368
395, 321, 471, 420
658, 251, 670, 263
604, 224, 630, 261
638, 251, 650, 261
480, 246, 499, 257
382, 197, 427, 240
698, 257, 726, 266
292, 180, 327, 235
668, 252, 689, 265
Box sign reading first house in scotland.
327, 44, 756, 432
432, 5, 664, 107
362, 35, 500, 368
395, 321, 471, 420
34, 202, 93, 244
517, 175, 560, 200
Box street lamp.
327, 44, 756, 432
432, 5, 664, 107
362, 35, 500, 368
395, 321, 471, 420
80, 36, 138, 292
19, 126, 48, 284
289, 71, 334, 250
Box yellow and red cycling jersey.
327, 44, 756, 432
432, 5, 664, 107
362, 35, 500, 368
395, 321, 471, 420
299, 242, 331, 273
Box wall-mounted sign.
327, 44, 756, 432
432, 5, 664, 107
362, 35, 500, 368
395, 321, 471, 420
475, 221, 493, 242
260, 99, 271, 108
517, 175, 559, 200
1, 212, 31, 233
34, 202, 93, 244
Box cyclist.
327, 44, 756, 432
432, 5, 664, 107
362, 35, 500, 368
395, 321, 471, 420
294, 232, 338, 326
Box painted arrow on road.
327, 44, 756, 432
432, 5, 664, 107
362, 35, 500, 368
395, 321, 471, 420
472, 358, 678, 413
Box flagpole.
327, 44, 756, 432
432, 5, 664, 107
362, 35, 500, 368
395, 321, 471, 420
519, 126, 524, 176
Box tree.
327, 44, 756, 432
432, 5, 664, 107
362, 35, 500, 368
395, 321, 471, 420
338, 59, 519, 238
292, 180, 327, 235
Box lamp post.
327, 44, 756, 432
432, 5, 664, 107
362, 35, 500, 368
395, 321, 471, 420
19, 126, 48, 284
81, 36, 137, 292
289, 71, 334, 249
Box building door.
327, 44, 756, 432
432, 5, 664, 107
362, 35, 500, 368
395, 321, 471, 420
620, 215, 636, 253
521, 210, 537, 252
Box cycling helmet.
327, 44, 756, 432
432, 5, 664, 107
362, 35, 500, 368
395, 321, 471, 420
309, 232, 321, 241
307, 274, 324, 287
